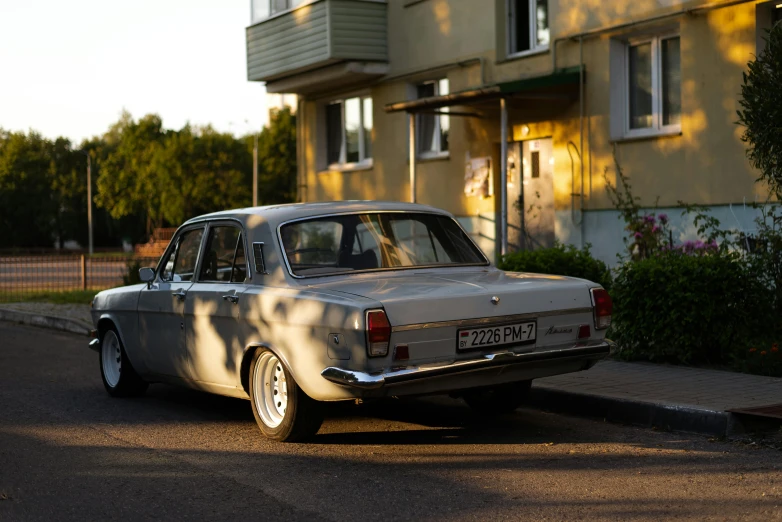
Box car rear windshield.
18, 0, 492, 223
280, 213, 488, 277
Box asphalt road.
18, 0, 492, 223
1, 323, 780, 521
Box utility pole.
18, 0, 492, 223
253, 134, 258, 207
76, 149, 94, 255
87, 153, 93, 255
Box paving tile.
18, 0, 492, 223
535, 359, 782, 413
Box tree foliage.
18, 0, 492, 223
0, 130, 59, 247
0, 108, 297, 248
256, 107, 297, 204
737, 22, 782, 197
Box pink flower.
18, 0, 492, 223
652, 225, 660, 233
658, 213, 668, 223
634, 232, 643, 239
644, 215, 656, 224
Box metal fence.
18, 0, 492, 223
0, 254, 160, 302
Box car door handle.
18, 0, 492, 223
222, 294, 239, 304
172, 289, 187, 301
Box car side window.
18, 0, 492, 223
199, 226, 246, 283
161, 228, 204, 282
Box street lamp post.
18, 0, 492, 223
76, 150, 93, 255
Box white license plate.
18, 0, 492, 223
457, 321, 536, 351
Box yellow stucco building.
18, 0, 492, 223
246, 0, 775, 263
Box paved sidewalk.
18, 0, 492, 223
533, 360, 782, 436
0, 303, 92, 335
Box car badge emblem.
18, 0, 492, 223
491, 296, 500, 305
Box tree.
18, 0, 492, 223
0, 130, 59, 247
153, 125, 252, 224
256, 107, 297, 204
95, 112, 167, 232
48, 136, 87, 249
737, 23, 782, 198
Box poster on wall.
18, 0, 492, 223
464, 156, 492, 198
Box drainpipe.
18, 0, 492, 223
500, 97, 508, 257
409, 113, 416, 203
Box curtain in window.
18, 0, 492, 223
438, 79, 449, 152
251, 0, 270, 23
345, 98, 361, 163
271, 0, 289, 15
628, 43, 653, 129
535, 0, 549, 47
417, 83, 436, 154
326, 103, 343, 165
662, 37, 681, 126
363, 97, 373, 160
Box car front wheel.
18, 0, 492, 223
100, 328, 148, 397
249, 348, 323, 442
462, 380, 532, 415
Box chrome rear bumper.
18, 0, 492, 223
321, 340, 613, 390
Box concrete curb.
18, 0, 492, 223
0, 308, 91, 336
529, 386, 731, 437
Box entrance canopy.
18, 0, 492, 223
384, 66, 583, 115
383, 66, 584, 257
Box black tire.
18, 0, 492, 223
99, 327, 148, 397
248, 348, 323, 442
462, 380, 532, 415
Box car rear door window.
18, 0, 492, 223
199, 226, 247, 283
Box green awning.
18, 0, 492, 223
384, 66, 584, 113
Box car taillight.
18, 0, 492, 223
366, 310, 391, 357
591, 288, 613, 330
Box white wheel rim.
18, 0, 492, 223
253, 352, 288, 428
101, 330, 122, 388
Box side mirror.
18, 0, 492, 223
139, 267, 155, 288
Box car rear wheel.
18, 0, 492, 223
462, 380, 532, 415
100, 328, 148, 397
249, 348, 323, 442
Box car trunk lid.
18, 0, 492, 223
308, 269, 594, 326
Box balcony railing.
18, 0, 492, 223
246, 0, 388, 94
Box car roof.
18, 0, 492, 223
182, 200, 451, 226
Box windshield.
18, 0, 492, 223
280, 212, 488, 277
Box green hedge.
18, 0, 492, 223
498, 243, 612, 291
610, 252, 774, 366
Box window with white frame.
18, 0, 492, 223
625, 35, 681, 136
326, 96, 373, 167
507, 0, 549, 55
416, 79, 449, 157
755, 2, 782, 55
250, 0, 308, 23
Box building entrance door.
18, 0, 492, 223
506, 138, 555, 251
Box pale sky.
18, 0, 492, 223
0, 0, 269, 144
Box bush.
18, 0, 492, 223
122, 258, 144, 286
610, 251, 774, 366
498, 243, 612, 291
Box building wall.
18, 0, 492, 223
295, 0, 768, 261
